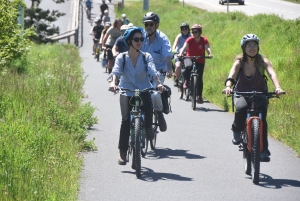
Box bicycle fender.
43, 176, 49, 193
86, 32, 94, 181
246, 116, 263, 152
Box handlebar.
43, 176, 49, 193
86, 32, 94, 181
228, 91, 286, 99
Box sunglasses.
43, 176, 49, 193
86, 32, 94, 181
132, 37, 145, 42
192, 31, 199, 34
145, 23, 155, 27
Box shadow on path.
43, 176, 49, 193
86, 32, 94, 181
145, 148, 206, 160
122, 167, 193, 182
245, 173, 300, 188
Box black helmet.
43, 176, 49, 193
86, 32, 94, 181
180, 23, 189, 30
143, 12, 160, 23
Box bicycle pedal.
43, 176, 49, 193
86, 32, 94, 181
238, 144, 243, 151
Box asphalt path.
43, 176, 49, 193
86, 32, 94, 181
78, 1, 300, 201
180, 0, 300, 20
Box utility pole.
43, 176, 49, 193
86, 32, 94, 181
143, 0, 149, 10
18, 5, 24, 29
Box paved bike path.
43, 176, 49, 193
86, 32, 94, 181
78, 1, 300, 200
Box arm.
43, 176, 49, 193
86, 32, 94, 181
112, 45, 119, 57
165, 56, 172, 78
172, 35, 180, 52
264, 58, 284, 95
102, 28, 110, 49
222, 60, 241, 95
205, 44, 213, 58
178, 42, 188, 57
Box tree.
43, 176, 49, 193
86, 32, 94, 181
24, 0, 68, 43
0, 0, 34, 68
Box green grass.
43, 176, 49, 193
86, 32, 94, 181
0, 44, 97, 200
117, 0, 300, 156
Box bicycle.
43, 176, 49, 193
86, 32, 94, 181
86, 6, 91, 20
228, 91, 285, 184
181, 56, 211, 110
95, 42, 101, 62
116, 87, 156, 178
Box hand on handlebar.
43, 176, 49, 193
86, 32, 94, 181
109, 84, 118, 94
275, 87, 284, 97
157, 84, 165, 93
222, 87, 233, 96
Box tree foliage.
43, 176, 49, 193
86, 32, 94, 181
0, 0, 35, 68
25, 0, 68, 43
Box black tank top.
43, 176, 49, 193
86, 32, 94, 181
234, 66, 267, 92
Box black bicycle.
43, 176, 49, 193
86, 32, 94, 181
181, 56, 211, 110
229, 91, 285, 184
176, 55, 190, 100
117, 87, 156, 178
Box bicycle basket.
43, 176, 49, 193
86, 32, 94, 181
184, 58, 192, 67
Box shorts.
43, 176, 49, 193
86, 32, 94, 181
106, 45, 114, 60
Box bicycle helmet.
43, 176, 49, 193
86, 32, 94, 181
180, 23, 189, 30
240, 34, 260, 48
123, 26, 143, 47
120, 25, 129, 31
142, 12, 160, 23
191, 24, 202, 31
122, 14, 126, 18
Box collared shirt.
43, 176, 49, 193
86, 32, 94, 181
111, 51, 157, 96
141, 30, 172, 71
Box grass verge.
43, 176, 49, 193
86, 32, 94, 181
0, 44, 97, 200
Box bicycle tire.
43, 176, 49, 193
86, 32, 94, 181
134, 117, 142, 178
251, 118, 260, 184
150, 112, 158, 150
242, 130, 251, 175
191, 75, 197, 110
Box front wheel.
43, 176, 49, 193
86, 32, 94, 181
191, 75, 197, 110
134, 117, 142, 178
251, 118, 261, 184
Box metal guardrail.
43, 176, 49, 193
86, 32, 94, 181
47, 0, 81, 46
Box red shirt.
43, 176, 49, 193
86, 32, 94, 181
186, 36, 209, 63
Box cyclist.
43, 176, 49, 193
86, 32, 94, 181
102, 10, 110, 25
178, 24, 213, 104
121, 13, 130, 25
109, 27, 165, 165
92, 18, 104, 58
222, 34, 284, 162
85, 0, 92, 19
100, 0, 108, 21
102, 18, 123, 74
172, 23, 191, 87
141, 12, 172, 132
99, 21, 111, 58
112, 24, 131, 57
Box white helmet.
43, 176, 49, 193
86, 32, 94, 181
240, 34, 260, 48
120, 25, 129, 31
122, 14, 126, 18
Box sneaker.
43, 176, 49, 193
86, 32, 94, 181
92, 52, 95, 55
183, 80, 189, 89
197, 97, 204, 104
232, 131, 241, 145
157, 111, 167, 132
260, 150, 271, 162
145, 127, 154, 140
174, 78, 179, 87
118, 150, 127, 165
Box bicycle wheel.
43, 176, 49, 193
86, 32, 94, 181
134, 117, 142, 178
191, 75, 197, 110
150, 112, 158, 150
251, 118, 260, 184
242, 131, 251, 175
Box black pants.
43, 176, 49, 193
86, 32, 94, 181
232, 96, 269, 151
184, 63, 205, 97
118, 93, 153, 151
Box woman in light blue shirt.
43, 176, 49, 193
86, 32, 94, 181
109, 27, 164, 166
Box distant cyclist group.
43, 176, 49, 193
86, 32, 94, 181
84, 3, 285, 179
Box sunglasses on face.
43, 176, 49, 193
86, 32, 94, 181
132, 37, 145, 42
145, 23, 155, 27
